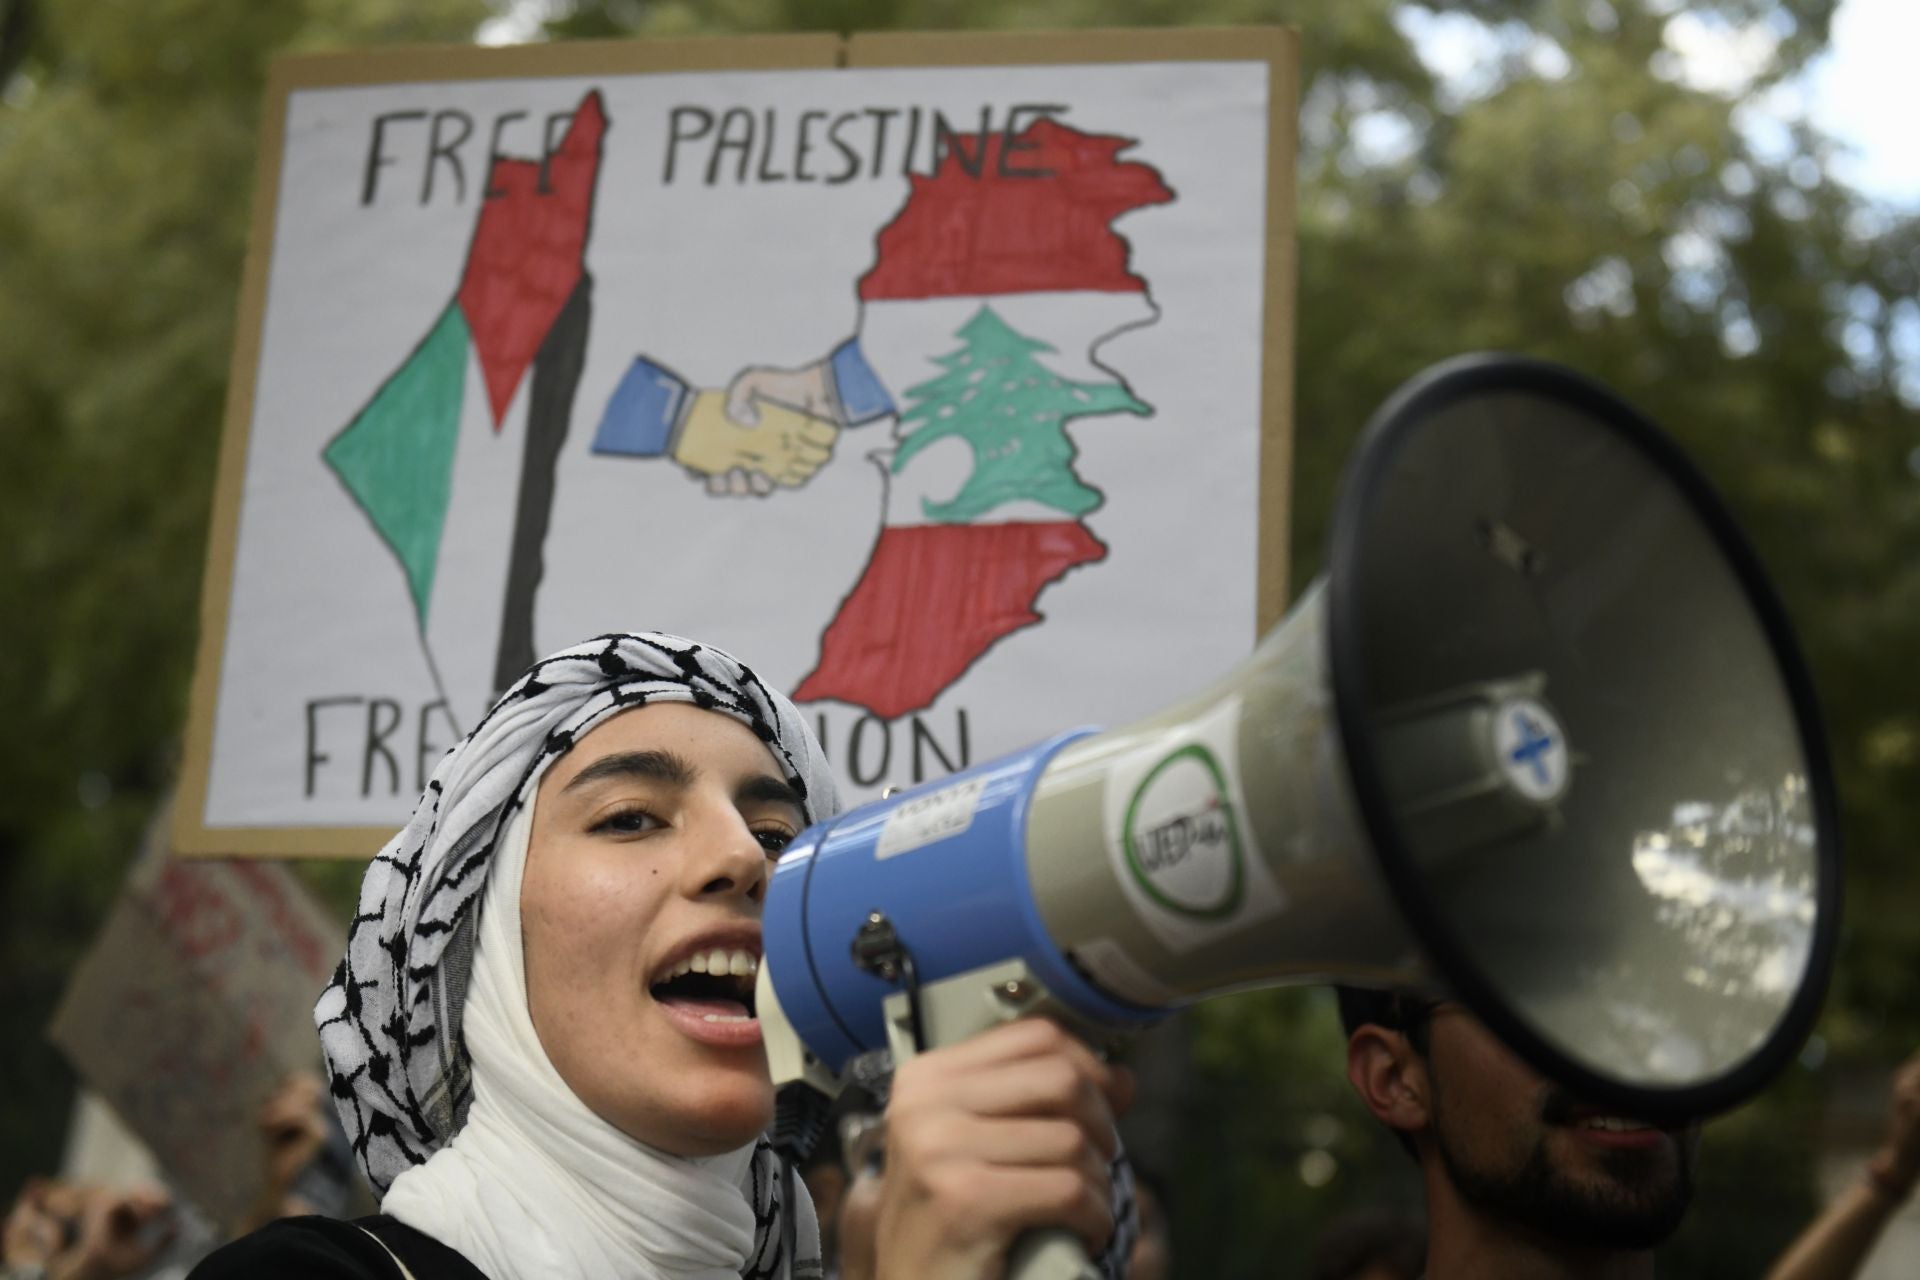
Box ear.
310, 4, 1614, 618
1346, 1025, 1432, 1137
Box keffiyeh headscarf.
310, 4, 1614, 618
315, 632, 837, 1279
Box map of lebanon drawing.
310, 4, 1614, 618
329, 90, 1174, 726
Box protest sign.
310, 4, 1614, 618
51, 817, 342, 1224
177, 28, 1298, 854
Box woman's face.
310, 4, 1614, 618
522, 701, 807, 1155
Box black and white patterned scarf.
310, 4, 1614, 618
315, 632, 836, 1278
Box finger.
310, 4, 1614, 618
798, 419, 841, 448
947, 1068, 1118, 1162
901, 1016, 1094, 1075
120, 1187, 171, 1220
726, 469, 752, 497
748, 471, 775, 497
913, 1019, 1122, 1112
905, 1114, 1115, 1182
790, 440, 835, 466
913, 1164, 1116, 1259
705, 473, 726, 496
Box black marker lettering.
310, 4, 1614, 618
794, 109, 827, 182
911, 711, 970, 781
363, 110, 426, 206
362, 698, 403, 796
664, 105, 714, 184
755, 108, 788, 182
415, 699, 453, 793
1000, 103, 1066, 177
864, 107, 897, 179
848, 714, 892, 788
711, 108, 754, 185
304, 697, 364, 797
932, 107, 989, 178
901, 106, 921, 176
824, 112, 862, 184
423, 109, 474, 205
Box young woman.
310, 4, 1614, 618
191, 632, 1128, 1280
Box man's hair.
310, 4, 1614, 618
1335, 987, 1436, 1056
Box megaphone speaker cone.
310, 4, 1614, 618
1328, 353, 1842, 1118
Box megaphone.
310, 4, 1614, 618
757, 354, 1840, 1275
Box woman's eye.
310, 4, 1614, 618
754, 827, 796, 857
590, 807, 662, 836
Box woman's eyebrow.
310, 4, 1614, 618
735, 773, 805, 814
561, 749, 696, 793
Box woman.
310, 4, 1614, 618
192, 632, 1128, 1280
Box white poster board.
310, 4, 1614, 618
178, 29, 1298, 855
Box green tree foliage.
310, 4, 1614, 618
535, 0, 1917, 1271
0, 0, 486, 1199
2, 1, 1914, 1273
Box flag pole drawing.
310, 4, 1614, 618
324, 91, 608, 726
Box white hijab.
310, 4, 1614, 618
316, 633, 835, 1280
382, 801, 817, 1279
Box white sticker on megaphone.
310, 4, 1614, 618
1104, 694, 1286, 953
874, 776, 989, 860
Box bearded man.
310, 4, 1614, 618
1340, 990, 1700, 1279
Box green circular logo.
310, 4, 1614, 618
1122, 744, 1244, 920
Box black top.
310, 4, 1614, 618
188, 1215, 491, 1280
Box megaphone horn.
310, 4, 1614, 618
758, 353, 1842, 1276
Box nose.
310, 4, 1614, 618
688, 804, 772, 905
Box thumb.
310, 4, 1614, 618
725, 374, 763, 426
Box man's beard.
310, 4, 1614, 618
1433, 1089, 1695, 1251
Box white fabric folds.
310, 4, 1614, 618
315, 632, 836, 1279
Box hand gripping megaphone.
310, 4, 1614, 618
756, 354, 1841, 1278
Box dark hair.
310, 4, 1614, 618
1335, 987, 1436, 1056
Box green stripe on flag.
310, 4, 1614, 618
323, 304, 470, 623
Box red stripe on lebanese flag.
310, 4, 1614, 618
857, 117, 1173, 302
792, 521, 1107, 720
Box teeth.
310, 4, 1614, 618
1581, 1116, 1653, 1132
663, 949, 760, 982
701, 1013, 753, 1023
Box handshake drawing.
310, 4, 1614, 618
592, 356, 849, 497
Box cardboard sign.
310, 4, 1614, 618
50, 821, 342, 1225
177, 28, 1298, 855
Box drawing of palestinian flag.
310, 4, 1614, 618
794, 118, 1175, 720
323, 92, 606, 727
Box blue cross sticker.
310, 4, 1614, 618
1507, 709, 1557, 787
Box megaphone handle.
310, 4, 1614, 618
1006, 1228, 1102, 1280
877, 961, 1108, 1280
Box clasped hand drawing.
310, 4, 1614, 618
670, 360, 845, 497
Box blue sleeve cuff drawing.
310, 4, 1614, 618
593, 357, 688, 457
830, 338, 896, 425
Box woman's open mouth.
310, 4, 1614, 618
650, 947, 762, 1047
